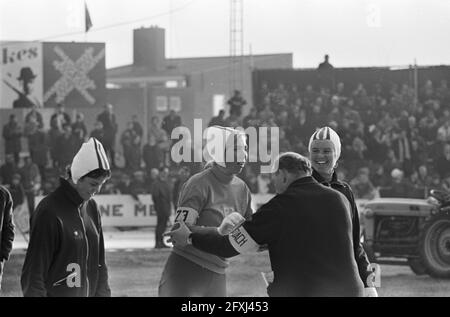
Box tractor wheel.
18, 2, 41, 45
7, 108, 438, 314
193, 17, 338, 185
407, 258, 427, 275
419, 214, 450, 278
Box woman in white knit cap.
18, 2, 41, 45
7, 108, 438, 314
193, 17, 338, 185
308, 127, 379, 297
21, 137, 111, 297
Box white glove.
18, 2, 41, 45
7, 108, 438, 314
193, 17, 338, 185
364, 287, 378, 297
217, 212, 246, 235
163, 221, 192, 247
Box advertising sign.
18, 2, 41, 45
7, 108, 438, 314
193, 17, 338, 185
1, 42, 43, 109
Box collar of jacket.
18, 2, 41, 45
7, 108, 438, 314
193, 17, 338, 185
56, 177, 85, 208
312, 169, 345, 188
287, 176, 318, 189
210, 163, 234, 184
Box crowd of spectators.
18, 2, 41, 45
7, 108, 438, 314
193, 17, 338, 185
231, 77, 450, 199
0, 103, 194, 215
2, 76, 450, 215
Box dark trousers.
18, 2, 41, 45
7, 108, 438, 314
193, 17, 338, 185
155, 212, 169, 246
37, 164, 46, 183
25, 190, 35, 217
158, 252, 226, 297
103, 139, 116, 168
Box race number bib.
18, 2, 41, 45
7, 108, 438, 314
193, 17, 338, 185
174, 207, 199, 225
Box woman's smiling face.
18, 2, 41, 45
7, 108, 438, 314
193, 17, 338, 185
309, 140, 339, 175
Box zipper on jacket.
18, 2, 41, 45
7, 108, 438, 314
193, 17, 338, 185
78, 203, 90, 297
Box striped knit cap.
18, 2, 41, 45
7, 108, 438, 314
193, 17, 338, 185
308, 126, 342, 159
70, 137, 110, 184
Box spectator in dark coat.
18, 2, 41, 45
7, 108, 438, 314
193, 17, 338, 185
116, 173, 132, 195
97, 104, 118, 168
128, 115, 143, 139
27, 126, 48, 182
121, 122, 142, 172
436, 143, 450, 177
23, 113, 40, 143
143, 135, 163, 171
20, 155, 41, 216
90, 121, 106, 145
318, 54, 334, 70
152, 167, 172, 248
0, 154, 19, 187
55, 125, 79, 172
8, 173, 26, 208
129, 170, 148, 202
208, 110, 226, 127
25, 105, 44, 129
162, 110, 182, 139
370, 164, 390, 189
172, 166, 191, 208
227, 90, 247, 118
2, 114, 22, 164
291, 109, 314, 145
381, 168, 411, 198
145, 168, 160, 195
50, 103, 71, 132
48, 124, 62, 169
242, 108, 260, 129
72, 112, 88, 152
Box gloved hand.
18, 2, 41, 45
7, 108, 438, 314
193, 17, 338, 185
217, 212, 246, 235
364, 287, 378, 297
163, 221, 192, 247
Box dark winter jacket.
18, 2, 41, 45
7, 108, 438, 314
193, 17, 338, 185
312, 169, 371, 287
0, 185, 15, 261
151, 178, 172, 217
2, 121, 22, 154
192, 176, 364, 297
21, 178, 110, 297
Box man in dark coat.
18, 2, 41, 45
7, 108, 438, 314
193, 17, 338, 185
208, 110, 226, 127
0, 154, 18, 187
97, 104, 118, 168
162, 110, 182, 139
27, 126, 48, 182
2, 114, 22, 164
227, 90, 247, 118
151, 167, 172, 249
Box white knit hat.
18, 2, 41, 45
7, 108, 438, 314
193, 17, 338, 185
203, 126, 247, 167
70, 137, 110, 184
308, 126, 342, 159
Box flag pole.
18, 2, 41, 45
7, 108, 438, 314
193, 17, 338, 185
84, 0, 93, 42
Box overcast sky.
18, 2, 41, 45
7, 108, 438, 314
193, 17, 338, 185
1, 0, 449, 69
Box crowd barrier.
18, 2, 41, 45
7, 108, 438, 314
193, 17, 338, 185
13, 194, 369, 232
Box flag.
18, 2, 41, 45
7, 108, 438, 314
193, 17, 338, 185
85, 1, 93, 33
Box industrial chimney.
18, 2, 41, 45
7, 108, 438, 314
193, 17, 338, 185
133, 26, 165, 71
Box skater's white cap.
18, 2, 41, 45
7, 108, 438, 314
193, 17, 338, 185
70, 137, 110, 184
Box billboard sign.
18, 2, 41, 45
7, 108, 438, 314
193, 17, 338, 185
1, 42, 44, 109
